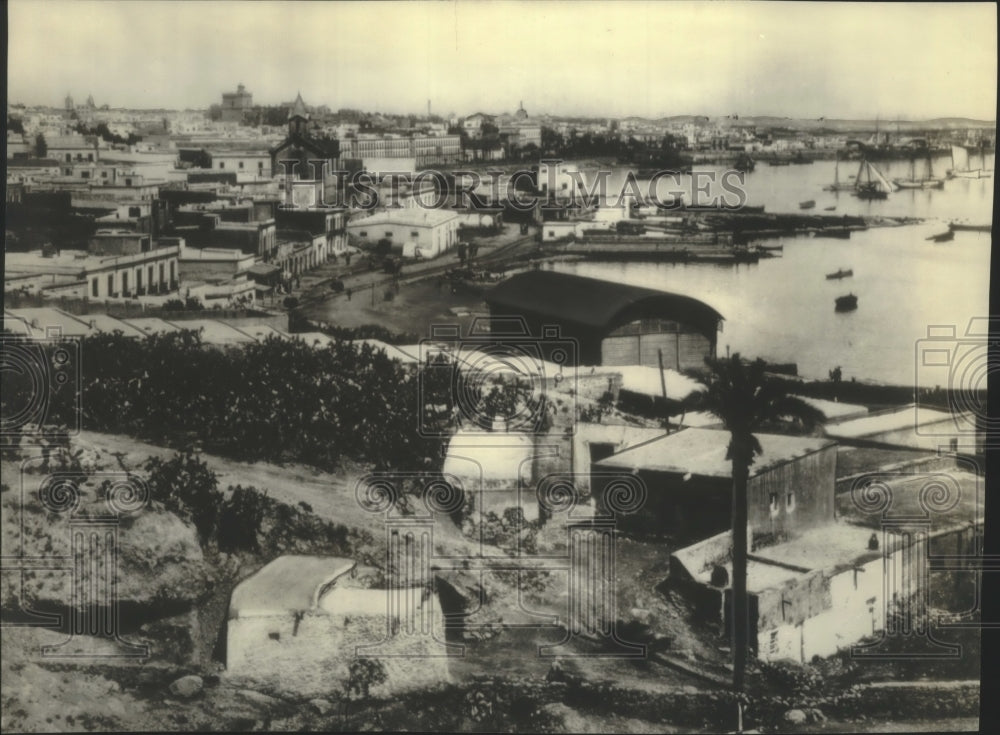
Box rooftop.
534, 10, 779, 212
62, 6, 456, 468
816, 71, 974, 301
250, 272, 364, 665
612, 365, 705, 401
347, 208, 459, 228
596, 426, 836, 478
824, 404, 960, 439
120, 317, 183, 335
229, 555, 355, 618
4, 308, 92, 338
237, 324, 291, 342
167, 319, 258, 345
678, 523, 894, 593
794, 395, 869, 422
485, 271, 724, 333
453, 347, 569, 382
178, 248, 255, 262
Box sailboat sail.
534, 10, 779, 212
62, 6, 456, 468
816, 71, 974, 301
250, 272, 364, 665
855, 160, 893, 198
867, 161, 894, 192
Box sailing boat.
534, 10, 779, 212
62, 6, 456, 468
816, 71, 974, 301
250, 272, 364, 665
895, 151, 945, 189
824, 152, 855, 192
854, 159, 894, 199
949, 143, 992, 179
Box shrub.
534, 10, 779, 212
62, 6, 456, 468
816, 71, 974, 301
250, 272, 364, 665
345, 658, 388, 700
144, 451, 222, 544
73, 331, 446, 472
217, 485, 269, 553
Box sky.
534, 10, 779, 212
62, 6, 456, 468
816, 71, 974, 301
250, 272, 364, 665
7, 1, 998, 120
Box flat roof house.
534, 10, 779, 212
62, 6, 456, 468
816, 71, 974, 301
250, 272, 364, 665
227, 555, 450, 696
595, 427, 837, 543
346, 208, 459, 259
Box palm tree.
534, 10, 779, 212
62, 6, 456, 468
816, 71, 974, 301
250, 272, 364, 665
684, 354, 825, 701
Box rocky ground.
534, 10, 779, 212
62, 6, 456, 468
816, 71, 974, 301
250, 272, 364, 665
0, 432, 983, 733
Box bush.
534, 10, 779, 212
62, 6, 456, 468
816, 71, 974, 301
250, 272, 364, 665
72, 331, 446, 472
217, 485, 269, 553
345, 658, 388, 700
163, 299, 186, 311
144, 451, 222, 544
283, 297, 299, 309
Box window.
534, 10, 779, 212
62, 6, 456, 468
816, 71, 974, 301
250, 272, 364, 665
101, 171, 108, 178
107, 274, 114, 295
65, 153, 71, 162
91, 278, 99, 297
81, 171, 89, 179
239, 161, 244, 169
258, 161, 264, 169
385, 231, 393, 238
87, 153, 94, 162
122, 272, 128, 294
411, 230, 419, 237
129, 206, 140, 217
219, 162, 225, 169
768, 629, 779, 655
124, 178, 132, 187
786, 492, 795, 511
548, 230, 555, 238
769, 493, 779, 515
169, 261, 175, 282
949, 437, 958, 452
359, 231, 368, 237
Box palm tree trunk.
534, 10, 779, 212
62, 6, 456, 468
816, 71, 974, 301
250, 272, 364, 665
730, 439, 752, 694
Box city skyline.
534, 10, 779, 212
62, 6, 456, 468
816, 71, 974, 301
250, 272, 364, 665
7, 1, 998, 121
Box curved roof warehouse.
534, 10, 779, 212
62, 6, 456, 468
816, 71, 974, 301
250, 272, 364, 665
485, 271, 724, 369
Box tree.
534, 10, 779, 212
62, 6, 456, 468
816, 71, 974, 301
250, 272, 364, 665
683, 355, 824, 706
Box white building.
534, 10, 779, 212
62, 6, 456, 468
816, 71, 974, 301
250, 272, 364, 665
226, 555, 450, 696
6, 245, 181, 301
346, 208, 459, 259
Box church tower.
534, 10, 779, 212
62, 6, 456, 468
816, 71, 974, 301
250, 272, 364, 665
288, 92, 309, 136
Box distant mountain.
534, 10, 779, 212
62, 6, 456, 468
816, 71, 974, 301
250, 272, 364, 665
613, 115, 994, 131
